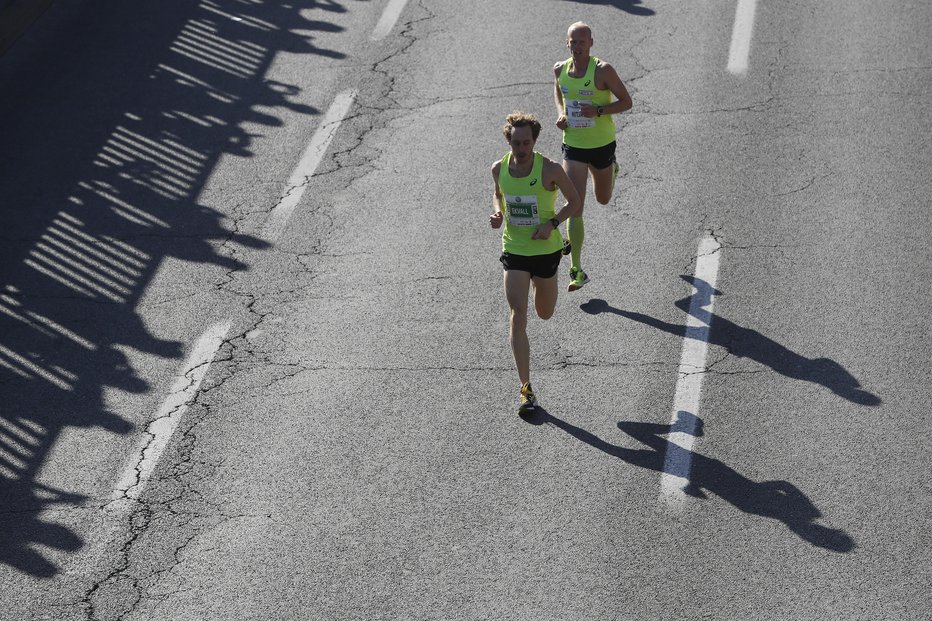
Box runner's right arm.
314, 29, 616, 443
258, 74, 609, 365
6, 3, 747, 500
553, 62, 568, 130
490, 162, 504, 229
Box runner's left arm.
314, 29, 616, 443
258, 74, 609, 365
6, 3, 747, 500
531, 160, 581, 240
580, 62, 632, 118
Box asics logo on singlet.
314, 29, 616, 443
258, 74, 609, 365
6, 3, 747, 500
584, 80, 591, 86
530, 179, 538, 186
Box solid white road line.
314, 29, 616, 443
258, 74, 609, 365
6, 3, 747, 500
109, 320, 231, 508
262, 90, 357, 243
728, 0, 757, 75
371, 0, 410, 41
660, 237, 722, 508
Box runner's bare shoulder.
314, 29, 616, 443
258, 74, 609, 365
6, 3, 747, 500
594, 58, 615, 75
540, 156, 563, 186
595, 60, 620, 87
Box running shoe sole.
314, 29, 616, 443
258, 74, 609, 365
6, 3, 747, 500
517, 402, 538, 415
568, 273, 590, 292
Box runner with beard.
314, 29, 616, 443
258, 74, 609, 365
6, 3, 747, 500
490, 112, 581, 414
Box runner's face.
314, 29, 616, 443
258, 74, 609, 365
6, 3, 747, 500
566, 28, 592, 58
508, 125, 535, 162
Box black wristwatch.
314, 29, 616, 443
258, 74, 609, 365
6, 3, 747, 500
548, 217, 560, 228
597, 106, 604, 117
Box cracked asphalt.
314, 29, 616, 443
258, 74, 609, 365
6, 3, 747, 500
1, 1, 930, 620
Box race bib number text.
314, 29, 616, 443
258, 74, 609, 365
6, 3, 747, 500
505, 194, 539, 227
566, 99, 595, 129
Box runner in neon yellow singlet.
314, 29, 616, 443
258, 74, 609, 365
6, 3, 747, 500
553, 21, 633, 291
558, 57, 615, 149
499, 150, 563, 257
489, 112, 581, 414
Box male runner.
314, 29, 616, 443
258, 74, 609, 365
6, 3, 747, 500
490, 112, 581, 414
554, 21, 632, 291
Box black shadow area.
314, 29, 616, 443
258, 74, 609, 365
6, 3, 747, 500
581, 278, 881, 406
521, 407, 854, 552
559, 0, 656, 17
0, 0, 350, 577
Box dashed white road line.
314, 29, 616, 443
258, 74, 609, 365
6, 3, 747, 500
660, 236, 722, 508
728, 0, 757, 75
371, 0, 410, 41
109, 320, 231, 510
262, 90, 356, 243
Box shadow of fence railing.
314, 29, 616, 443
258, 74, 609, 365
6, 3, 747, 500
0, 0, 54, 55
0, 0, 354, 577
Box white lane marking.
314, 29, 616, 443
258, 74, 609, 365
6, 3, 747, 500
727, 0, 757, 75
262, 90, 356, 242
371, 0, 410, 41
109, 320, 231, 509
660, 237, 721, 508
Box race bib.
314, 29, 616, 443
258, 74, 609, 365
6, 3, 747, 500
505, 194, 539, 227
566, 99, 595, 129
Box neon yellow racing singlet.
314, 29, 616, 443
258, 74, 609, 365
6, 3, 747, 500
559, 56, 615, 149
498, 151, 561, 256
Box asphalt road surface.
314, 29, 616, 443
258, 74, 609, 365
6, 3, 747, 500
1, 1, 930, 620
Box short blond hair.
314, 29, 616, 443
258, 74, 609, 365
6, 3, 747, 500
567, 21, 592, 38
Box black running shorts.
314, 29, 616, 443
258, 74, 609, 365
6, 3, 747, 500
500, 250, 562, 279
561, 140, 617, 170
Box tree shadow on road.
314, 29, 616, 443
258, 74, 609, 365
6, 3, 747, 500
0, 0, 353, 577
521, 407, 855, 552
580, 277, 881, 406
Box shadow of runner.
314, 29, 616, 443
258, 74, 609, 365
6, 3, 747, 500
558, 0, 656, 17
0, 0, 349, 577
580, 278, 881, 406
521, 407, 855, 552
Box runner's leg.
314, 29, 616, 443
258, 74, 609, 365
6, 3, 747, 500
531, 273, 559, 320
504, 269, 532, 385
591, 159, 618, 205
563, 158, 589, 271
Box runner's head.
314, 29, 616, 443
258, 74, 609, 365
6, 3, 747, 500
502, 112, 541, 162
566, 22, 593, 58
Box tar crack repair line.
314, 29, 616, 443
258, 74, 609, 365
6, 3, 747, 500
109, 320, 231, 511
371, 0, 411, 41
263, 90, 357, 243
